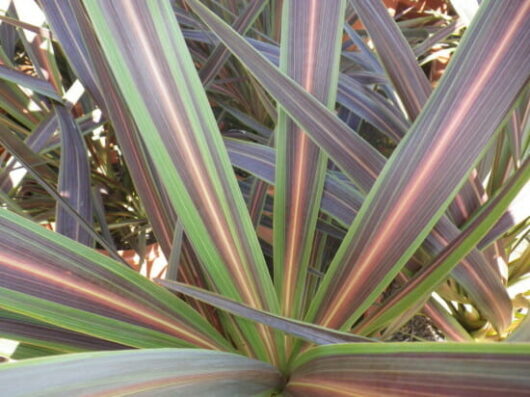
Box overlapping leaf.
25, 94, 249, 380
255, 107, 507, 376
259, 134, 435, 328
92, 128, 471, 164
82, 0, 281, 364
274, 0, 345, 320
304, 0, 530, 330
187, 0, 514, 332
0, 209, 230, 351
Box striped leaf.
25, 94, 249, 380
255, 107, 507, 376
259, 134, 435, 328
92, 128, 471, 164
185, 1, 513, 336
353, 157, 530, 335
0, 209, 230, 351
225, 139, 363, 227
0, 349, 283, 396
0, 112, 56, 193
43, 0, 224, 319
0, 64, 61, 101
199, 0, 268, 87
0, 124, 56, 184
274, 0, 345, 320
158, 279, 374, 346
287, 343, 530, 396
82, 0, 281, 364
41, 0, 176, 256
349, 0, 431, 120
55, 105, 93, 246
304, 0, 530, 331
225, 137, 510, 331
0, 310, 126, 353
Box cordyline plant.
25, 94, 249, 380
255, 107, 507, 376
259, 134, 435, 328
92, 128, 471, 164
0, 0, 529, 395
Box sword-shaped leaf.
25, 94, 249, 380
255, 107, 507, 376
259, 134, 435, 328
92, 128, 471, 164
286, 343, 530, 396
274, 0, 345, 320
0, 209, 230, 351
200, 0, 268, 87
43, 1, 221, 322
225, 139, 363, 227
0, 310, 126, 353
0, 64, 61, 101
0, 349, 283, 397
41, 0, 176, 256
305, 0, 530, 330
349, 0, 431, 120
188, 0, 511, 328
82, 0, 281, 364
55, 105, 93, 246
354, 157, 530, 335
158, 279, 374, 346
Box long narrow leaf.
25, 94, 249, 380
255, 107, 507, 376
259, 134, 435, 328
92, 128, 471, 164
158, 279, 374, 346
304, 0, 530, 331
55, 105, 93, 246
0, 209, 230, 351
354, 157, 530, 335
0, 64, 61, 101
287, 343, 530, 396
274, 0, 345, 320
0, 349, 282, 396
349, 0, 431, 120
82, 0, 281, 364
200, 0, 268, 87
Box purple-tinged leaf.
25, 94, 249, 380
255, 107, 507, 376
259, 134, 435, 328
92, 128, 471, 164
0, 209, 231, 351
41, 0, 177, 258
479, 181, 530, 249
337, 74, 408, 141
0, 124, 56, 183
0, 14, 52, 39
225, 139, 363, 226
274, 0, 346, 320
287, 343, 530, 396
131, 0, 511, 332
0, 349, 282, 396
304, 0, 530, 331
200, 0, 267, 87
0, 310, 126, 353
0, 64, 61, 101
353, 157, 530, 335
157, 279, 375, 345
55, 105, 93, 246
413, 20, 464, 58
509, 311, 530, 342
82, 0, 281, 364
349, 0, 431, 120
12, 0, 62, 93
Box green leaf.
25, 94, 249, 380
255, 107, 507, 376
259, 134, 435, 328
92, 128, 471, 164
287, 343, 530, 396
187, 0, 513, 331
354, 157, 530, 335
274, 0, 345, 320
0, 309, 125, 353
82, 0, 281, 365
158, 279, 375, 346
0, 209, 230, 351
0, 349, 283, 396
304, 0, 530, 331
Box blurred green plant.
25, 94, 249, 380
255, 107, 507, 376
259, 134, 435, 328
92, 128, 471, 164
0, 0, 529, 395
